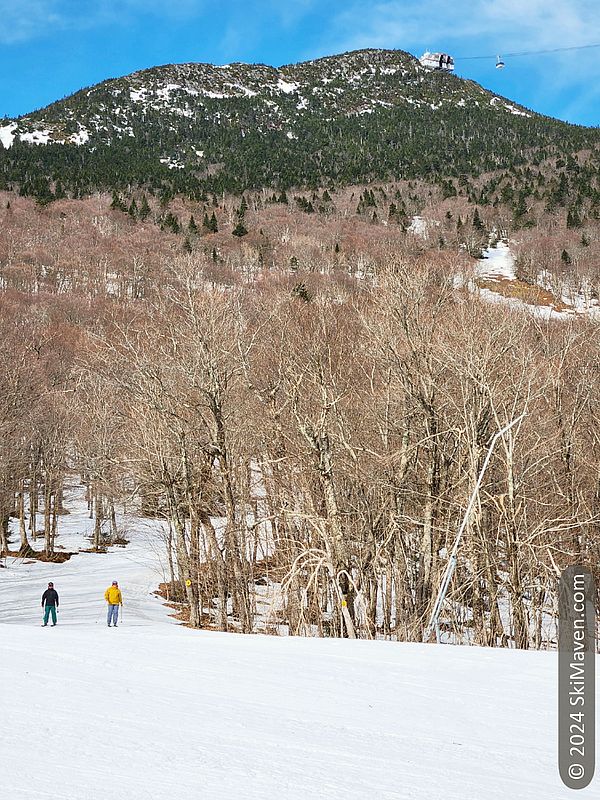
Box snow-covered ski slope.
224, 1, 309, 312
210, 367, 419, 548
0, 483, 172, 629
1, 487, 598, 799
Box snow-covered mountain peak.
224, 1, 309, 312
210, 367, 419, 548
0, 48, 535, 152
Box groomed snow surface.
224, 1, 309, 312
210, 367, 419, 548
1, 484, 598, 799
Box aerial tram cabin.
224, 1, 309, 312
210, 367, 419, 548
419, 52, 455, 72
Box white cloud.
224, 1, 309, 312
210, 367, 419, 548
0, 0, 209, 44
216, 1, 320, 62
0, 1, 63, 44
114, 0, 206, 20
270, 0, 319, 30
325, 0, 600, 55
0, 0, 320, 46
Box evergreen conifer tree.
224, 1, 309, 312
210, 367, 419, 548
232, 222, 248, 237
110, 191, 127, 212
292, 282, 312, 302
139, 196, 151, 221
561, 249, 572, 265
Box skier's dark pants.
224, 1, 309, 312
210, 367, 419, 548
43, 606, 57, 625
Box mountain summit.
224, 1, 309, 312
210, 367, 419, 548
0, 49, 598, 199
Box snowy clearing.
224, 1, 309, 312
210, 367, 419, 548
1, 485, 597, 799
476, 240, 516, 281
475, 240, 600, 320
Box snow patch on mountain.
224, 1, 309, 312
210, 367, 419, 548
505, 104, 531, 117
408, 215, 440, 236
0, 122, 17, 149
229, 83, 257, 97
156, 84, 184, 100
130, 87, 148, 102
490, 97, 531, 118
160, 157, 184, 170
70, 128, 90, 145
20, 129, 52, 145
276, 78, 300, 94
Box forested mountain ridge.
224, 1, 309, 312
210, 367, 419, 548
1, 48, 599, 201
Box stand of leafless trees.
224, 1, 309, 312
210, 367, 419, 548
2, 250, 599, 647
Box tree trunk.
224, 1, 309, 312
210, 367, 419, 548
93, 487, 103, 551
44, 476, 53, 557
17, 487, 33, 556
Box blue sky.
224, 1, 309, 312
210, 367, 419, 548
1, 0, 599, 126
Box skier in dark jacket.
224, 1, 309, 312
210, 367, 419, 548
41, 582, 59, 626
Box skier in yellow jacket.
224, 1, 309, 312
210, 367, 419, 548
105, 581, 123, 627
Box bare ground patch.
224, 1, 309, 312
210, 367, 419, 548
4, 549, 74, 563
476, 276, 572, 312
